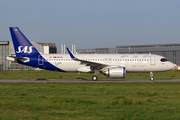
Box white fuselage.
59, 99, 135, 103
41, 53, 174, 73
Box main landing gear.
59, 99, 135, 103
92, 75, 98, 81
150, 72, 154, 81
92, 69, 100, 81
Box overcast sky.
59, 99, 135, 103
0, 0, 180, 53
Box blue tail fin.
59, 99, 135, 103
9, 27, 40, 57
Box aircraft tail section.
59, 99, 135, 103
9, 27, 40, 57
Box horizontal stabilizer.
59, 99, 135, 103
6, 56, 29, 62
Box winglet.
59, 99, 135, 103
66, 47, 75, 59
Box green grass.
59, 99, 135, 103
1, 82, 180, 119
0, 70, 179, 79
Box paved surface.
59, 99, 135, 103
0, 79, 179, 83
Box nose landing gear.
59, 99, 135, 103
150, 72, 154, 81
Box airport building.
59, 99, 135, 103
76, 43, 180, 66
0, 41, 57, 70
76, 48, 115, 54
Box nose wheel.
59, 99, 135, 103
150, 77, 154, 81
150, 72, 154, 81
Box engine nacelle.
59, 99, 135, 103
104, 67, 126, 78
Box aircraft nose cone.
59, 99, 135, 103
169, 62, 175, 70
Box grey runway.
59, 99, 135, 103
0, 79, 179, 83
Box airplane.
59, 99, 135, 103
7, 27, 175, 81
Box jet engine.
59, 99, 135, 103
103, 67, 126, 78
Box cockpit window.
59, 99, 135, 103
161, 58, 168, 62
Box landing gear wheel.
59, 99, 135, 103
150, 72, 154, 81
150, 77, 154, 81
92, 75, 98, 81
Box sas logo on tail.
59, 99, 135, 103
16, 46, 33, 53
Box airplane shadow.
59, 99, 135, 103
36, 79, 48, 81
82, 79, 127, 82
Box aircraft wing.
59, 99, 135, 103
66, 48, 108, 69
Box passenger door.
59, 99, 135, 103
38, 55, 44, 65
150, 56, 155, 65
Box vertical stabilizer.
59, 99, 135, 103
9, 27, 40, 57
